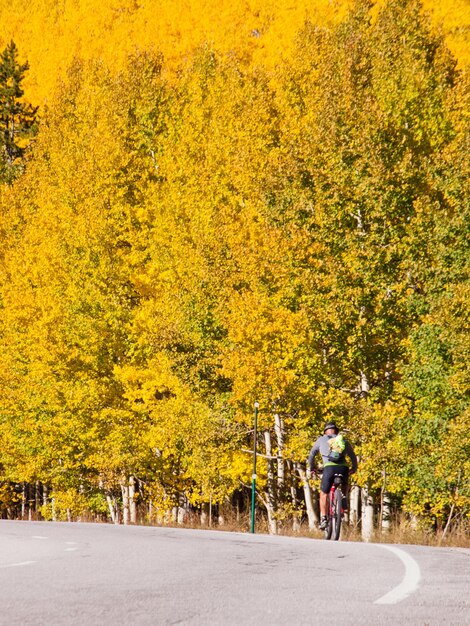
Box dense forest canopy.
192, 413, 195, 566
1, 0, 469, 103
0, 0, 468, 538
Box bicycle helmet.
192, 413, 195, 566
323, 421, 339, 433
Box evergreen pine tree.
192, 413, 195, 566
0, 40, 37, 182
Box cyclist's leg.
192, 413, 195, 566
336, 466, 350, 508
320, 467, 335, 517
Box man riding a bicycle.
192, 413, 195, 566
308, 422, 358, 530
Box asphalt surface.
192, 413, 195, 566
0, 520, 468, 625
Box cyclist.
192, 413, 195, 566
308, 421, 358, 530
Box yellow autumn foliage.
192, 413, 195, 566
0, 0, 468, 531
0, 0, 468, 106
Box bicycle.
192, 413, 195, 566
310, 468, 346, 540
324, 473, 345, 541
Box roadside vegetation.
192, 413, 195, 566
0, 0, 468, 544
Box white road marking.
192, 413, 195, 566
6, 561, 36, 568
374, 545, 421, 605
65, 541, 77, 545
32, 536, 48, 540
65, 547, 78, 552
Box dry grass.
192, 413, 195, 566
36, 503, 468, 548
288, 521, 470, 548
178, 511, 470, 548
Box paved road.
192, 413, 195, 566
0, 521, 468, 625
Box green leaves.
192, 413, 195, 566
0, 41, 37, 182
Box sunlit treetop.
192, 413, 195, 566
0, 0, 468, 105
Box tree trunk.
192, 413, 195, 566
296, 463, 319, 529
380, 469, 391, 532
121, 480, 130, 525
289, 475, 301, 532
381, 491, 391, 532
361, 484, 374, 541
177, 507, 186, 524
201, 502, 209, 526
175, 493, 189, 525
263, 430, 278, 534
100, 477, 119, 525
35, 481, 41, 516
77, 483, 85, 522
349, 484, 361, 528
129, 476, 137, 524
285, 460, 300, 531
274, 413, 285, 489
21, 483, 27, 519
360, 370, 370, 397
106, 493, 118, 524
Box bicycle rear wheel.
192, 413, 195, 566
333, 488, 342, 540
324, 491, 333, 540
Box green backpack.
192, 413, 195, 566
327, 433, 346, 463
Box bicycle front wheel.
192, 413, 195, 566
333, 488, 342, 541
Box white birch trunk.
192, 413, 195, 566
77, 484, 85, 522
35, 481, 41, 514
361, 485, 374, 541
290, 482, 301, 532
286, 460, 300, 532
349, 484, 361, 528
296, 463, 319, 529
201, 503, 209, 526
380, 469, 391, 532
381, 491, 391, 532
121, 481, 130, 526
129, 476, 137, 524
274, 413, 285, 488
176, 493, 189, 525
21, 483, 26, 519
360, 370, 370, 396
264, 430, 278, 534
177, 507, 186, 525
106, 494, 118, 524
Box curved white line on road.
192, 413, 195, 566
6, 561, 36, 568
374, 545, 421, 605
